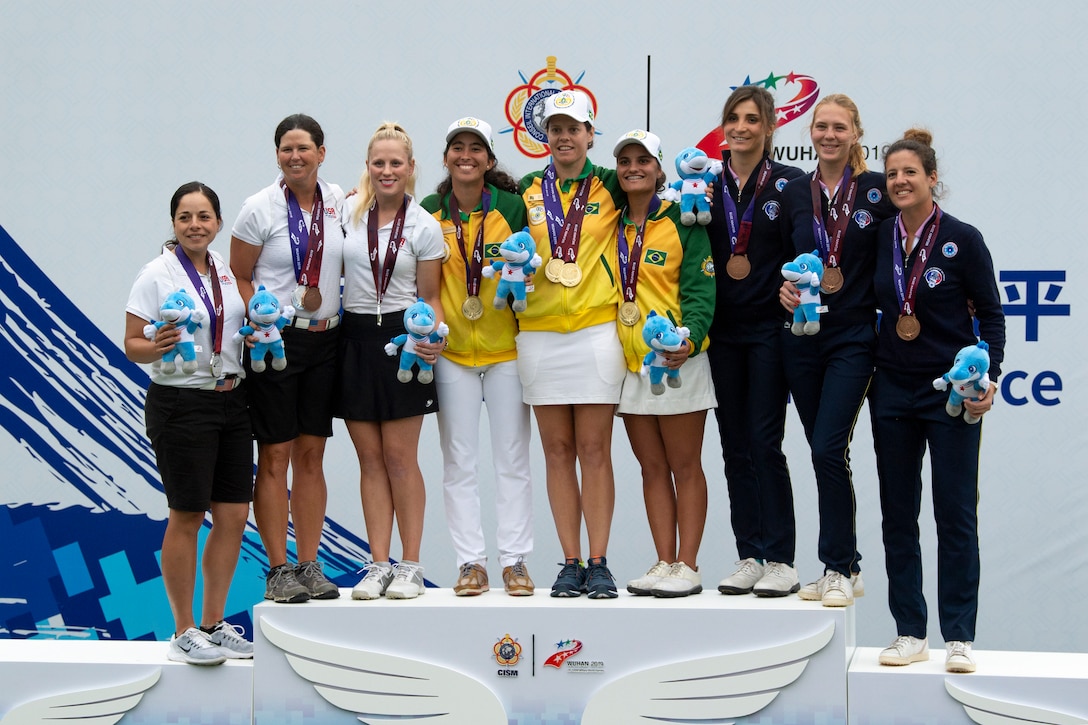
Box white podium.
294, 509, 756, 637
849, 647, 1088, 724
253, 588, 854, 724
0, 639, 253, 724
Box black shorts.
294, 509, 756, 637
243, 325, 339, 443
334, 311, 439, 421
144, 383, 253, 512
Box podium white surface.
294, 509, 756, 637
848, 647, 1088, 724
0, 639, 253, 724
253, 588, 854, 725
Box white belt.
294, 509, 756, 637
291, 314, 340, 332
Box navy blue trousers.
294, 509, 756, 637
708, 320, 795, 563
870, 367, 981, 643
782, 322, 874, 575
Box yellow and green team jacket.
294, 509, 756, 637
616, 200, 716, 373
420, 184, 527, 367
518, 160, 625, 333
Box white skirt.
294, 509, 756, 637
516, 323, 626, 405
616, 351, 717, 416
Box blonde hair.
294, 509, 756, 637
352, 122, 417, 226
811, 93, 868, 173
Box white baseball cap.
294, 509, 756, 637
542, 90, 595, 124
445, 117, 494, 152
612, 129, 663, 163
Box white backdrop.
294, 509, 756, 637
1, 0, 1084, 652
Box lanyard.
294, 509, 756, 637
617, 195, 661, 303
720, 156, 773, 255
173, 245, 223, 355
809, 165, 857, 268
367, 195, 409, 319
282, 181, 325, 287
449, 189, 491, 298
542, 163, 593, 263
891, 205, 942, 316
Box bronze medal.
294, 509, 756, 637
619, 301, 641, 326
821, 266, 844, 294
895, 314, 921, 341
726, 254, 751, 280
559, 262, 583, 288
462, 295, 484, 320
302, 287, 322, 311
545, 258, 565, 283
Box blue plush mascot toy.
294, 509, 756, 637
781, 250, 825, 336
481, 227, 542, 312
385, 298, 450, 384
640, 311, 691, 395
933, 340, 991, 424
235, 284, 295, 372
664, 147, 723, 226
143, 288, 206, 374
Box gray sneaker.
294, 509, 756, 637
265, 563, 310, 603
385, 562, 426, 599
168, 627, 226, 666
295, 560, 340, 600
204, 620, 253, 659
352, 562, 394, 600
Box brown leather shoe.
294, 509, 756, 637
502, 558, 535, 596
453, 562, 489, 596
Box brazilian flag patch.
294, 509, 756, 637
644, 248, 667, 266
485, 243, 501, 260
585, 202, 600, 215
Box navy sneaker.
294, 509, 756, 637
586, 556, 618, 599
550, 559, 587, 597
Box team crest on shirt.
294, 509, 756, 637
442, 241, 452, 264
867, 188, 883, 204
763, 200, 781, 220
529, 205, 546, 225
701, 255, 715, 277
925, 268, 945, 288
644, 249, 668, 266
942, 241, 958, 258
775, 177, 789, 192
853, 210, 873, 228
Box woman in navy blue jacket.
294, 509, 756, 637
871, 129, 1004, 674
701, 86, 806, 599
779, 94, 895, 607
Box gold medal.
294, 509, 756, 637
895, 314, 921, 341
559, 262, 583, 287
619, 301, 641, 326
821, 266, 844, 293
461, 295, 484, 320
545, 258, 565, 283
726, 254, 751, 280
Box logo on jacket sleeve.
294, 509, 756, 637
701, 255, 715, 277
925, 268, 945, 288
942, 241, 958, 258
763, 200, 781, 220
867, 188, 883, 203
853, 209, 873, 228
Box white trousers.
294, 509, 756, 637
434, 357, 533, 568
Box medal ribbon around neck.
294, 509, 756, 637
809, 165, 858, 269
282, 181, 325, 288
720, 157, 773, 256
367, 195, 409, 314
542, 163, 593, 264
449, 189, 491, 298
892, 205, 943, 316
173, 245, 224, 358
617, 195, 661, 304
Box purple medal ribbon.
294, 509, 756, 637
282, 181, 325, 287
720, 157, 773, 255
173, 245, 223, 356
809, 165, 858, 268
617, 195, 662, 303
891, 205, 942, 316
449, 190, 491, 298
542, 163, 593, 263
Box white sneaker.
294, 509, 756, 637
167, 627, 226, 666
945, 641, 976, 673
627, 561, 671, 596
753, 562, 800, 597
820, 570, 854, 607
717, 558, 765, 594
385, 562, 426, 599
879, 635, 929, 666
204, 620, 253, 659
652, 562, 702, 598
798, 570, 864, 601
351, 562, 394, 600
